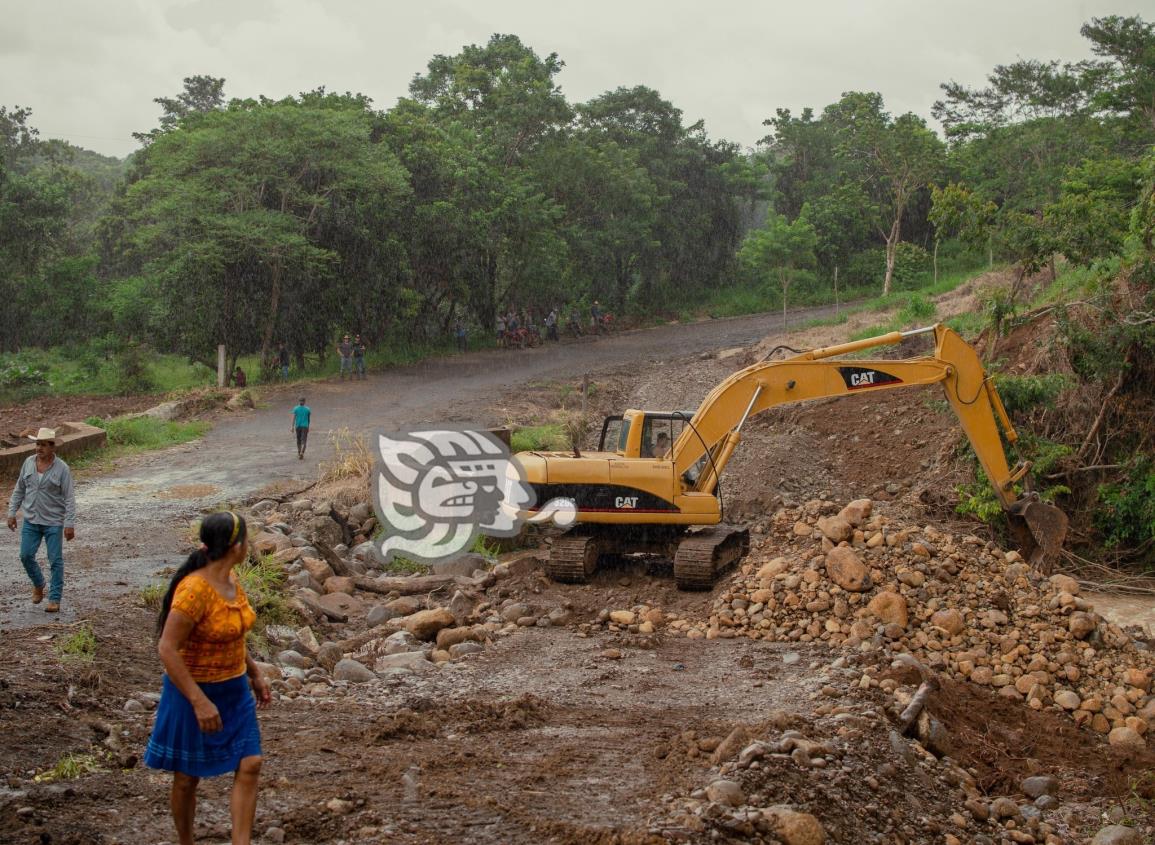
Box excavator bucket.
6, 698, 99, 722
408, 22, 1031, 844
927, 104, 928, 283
1007, 500, 1069, 575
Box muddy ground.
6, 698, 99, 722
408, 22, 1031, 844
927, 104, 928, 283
1, 291, 1152, 844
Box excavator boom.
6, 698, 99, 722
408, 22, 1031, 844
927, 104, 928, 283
671, 324, 1067, 570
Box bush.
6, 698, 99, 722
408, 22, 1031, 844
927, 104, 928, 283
992, 373, 1072, 415
0, 362, 49, 389
897, 293, 936, 326
846, 243, 933, 290
1096, 458, 1155, 553
90, 416, 209, 449
115, 340, 155, 394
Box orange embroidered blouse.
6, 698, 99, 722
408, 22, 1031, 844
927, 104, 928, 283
170, 573, 256, 682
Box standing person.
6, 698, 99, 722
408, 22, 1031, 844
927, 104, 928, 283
6, 427, 76, 613
336, 335, 352, 380
454, 318, 467, 352
144, 511, 271, 845
291, 398, 311, 460
231, 366, 246, 389
277, 342, 290, 382
352, 335, 366, 380
495, 313, 506, 349
591, 300, 604, 333
545, 308, 558, 342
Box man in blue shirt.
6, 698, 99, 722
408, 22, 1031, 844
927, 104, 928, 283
6, 427, 77, 613
291, 398, 311, 460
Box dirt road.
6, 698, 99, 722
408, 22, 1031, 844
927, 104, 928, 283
0, 306, 836, 630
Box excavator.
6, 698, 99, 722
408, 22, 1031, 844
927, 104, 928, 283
514, 323, 1068, 589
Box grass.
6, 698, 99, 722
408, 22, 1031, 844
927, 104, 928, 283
137, 582, 165, 611
511, 423, 567, 452
237, 552, 297, 630
54, 622, 97, 664
70, 416, 210, 471
319, 428, 373, 482
34, 751, 106, 783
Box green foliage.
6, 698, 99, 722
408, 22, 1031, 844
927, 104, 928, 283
89, 416, 209, 450
55, 623, 97, 664
470, 534, 502, 558
0, 361, 49, 389
955, 436, 1072, 523
991, 373, 1072, 415
511, 423, 567, 452
34, 752, 106, 783
237, 553, 297, 629
897, 293, 936, 325
1095, 458, 1155, 551
137, 582, 165, 611
114, 340, 155, 394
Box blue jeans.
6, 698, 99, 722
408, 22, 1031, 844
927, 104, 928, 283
20, 522, 64, 603
339, 356, 352, 376
354, 357, 365, 377
281, 365, 289, 381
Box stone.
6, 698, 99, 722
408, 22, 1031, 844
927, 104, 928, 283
1124, 668, 1152, 692
295, 626, 320, 655
1021, 775, 1059, 799
1034, 794, 1060, 811
123, 698, 145, 712
1107, 727, 1145, 752
373, 651, 434, 673
385, 596, 422, 616
839, 498, 872, 526
1054, 690, 1081, 711
365, 604, 399, 627
403, 608, 456, 640
350, 541, 386, 568
317, 592, 365, 617
286, 570, 320, 591
989, 797, 1020, 820
711, 726, 751, 764
867, 591, 908, 628
1049, 574, 1080, 595
277, 650, 308, 669
1091, 826, 1145, 845
253, 531, 291, 555
609, 610, 636, 625
431, 553, 487, 577
601, 648, 622, 660
381, 630, 422, 655
816, 515, 852, 543
315, 643, 343, 671
930, 608, 965, 636
1068, 611, 1097, 640
763, 806, 826, 845
333, 658, 375, 683
326, 797, 355, 815
448, 641, 484, 658
323, 576, 356, 595
964, 799, 989, 821
825, 547, 872, 592
501, 603, 531, 622
271, 546, 303, 565
705, 779, 745, 807
437, 625, 484, 650
757, 558, 789, 580
448, 590, 473, 624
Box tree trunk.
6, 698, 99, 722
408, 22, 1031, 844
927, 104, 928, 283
259, 261, 282, 368
781, 268, 789, 330
883, 214, 901, 297
933, 237, 939, 285
988, 233, 994, 269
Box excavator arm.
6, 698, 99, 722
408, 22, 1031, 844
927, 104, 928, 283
672, 324, 1067, 569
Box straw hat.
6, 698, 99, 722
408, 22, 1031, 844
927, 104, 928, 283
28, 427, 56, 443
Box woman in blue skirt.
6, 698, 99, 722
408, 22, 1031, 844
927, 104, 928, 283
144, 511, 272, 845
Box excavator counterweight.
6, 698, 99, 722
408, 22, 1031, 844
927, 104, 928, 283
517, 324, 1068, 588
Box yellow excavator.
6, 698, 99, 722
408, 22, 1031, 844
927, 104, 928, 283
515, 323, 1068, 589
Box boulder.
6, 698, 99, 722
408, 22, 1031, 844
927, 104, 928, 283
373, 651, 434, 674
762, 807, 826, 845
300, 557, 335, 583
295, 626, 320, 655
317, 592, 365, 617
431, 553, 487, 577
402, 608, 456, 640
323, 575, 356, 595
1049, 573, 1080, 595
1021, 775, 1058, 799
825, 547, 871, 592
382, 630, 423, 655
609, 610, 636, 625
449, 641, 484, 658
930, 608, 965, 636
757, 558, 789, 581
316, 643, 343, 671
350, 542, 386, 568
386, 596, 423, 616
816, 515, 852, 543
253, 531, 291, 555
1091, 826, 1145, 845
1068, 611, 1098, 640
867, 591, 908, 628
501, 603, 531, 622
270, 546, 303, 565
436, 625, 485, 650
704, 779, 745, 807
1107, 726, 1146, 753
839, 498, 872, 526
333, 658, 375, 683
365, 604, 400, 627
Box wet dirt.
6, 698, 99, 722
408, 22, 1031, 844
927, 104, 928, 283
3, 294, 1154, 844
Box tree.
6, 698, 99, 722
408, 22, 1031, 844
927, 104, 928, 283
1080, 15, 1155, 134
738, 212, 817, 328
132, 75, 226, 144
929, 183, 997, 272
827, 93, 944, 295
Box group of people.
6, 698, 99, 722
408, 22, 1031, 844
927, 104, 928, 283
494, 301, 611, 349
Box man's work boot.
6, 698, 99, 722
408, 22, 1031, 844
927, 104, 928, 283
44, 602, 60, 613
32, 583, 45, 604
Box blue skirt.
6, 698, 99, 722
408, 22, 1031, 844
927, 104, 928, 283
144, 674, 262, 777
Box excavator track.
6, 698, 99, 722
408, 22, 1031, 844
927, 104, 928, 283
673, 526, 750, 590
546, 533, 600, 583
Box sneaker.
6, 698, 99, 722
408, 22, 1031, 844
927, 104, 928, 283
32, 584, 45, 604
44, 602, 60, 613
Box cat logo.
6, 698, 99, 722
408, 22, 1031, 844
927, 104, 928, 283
614, 496, 639, 509
838, 366, 903, 391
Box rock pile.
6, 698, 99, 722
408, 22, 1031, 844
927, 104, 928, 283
597, 498, 1154, 740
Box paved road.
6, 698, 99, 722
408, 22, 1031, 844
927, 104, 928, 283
0, 304, 841, 630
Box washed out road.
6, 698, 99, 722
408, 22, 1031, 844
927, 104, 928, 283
0, 305, 840, 630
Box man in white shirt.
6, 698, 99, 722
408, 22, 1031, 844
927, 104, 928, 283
6, 427, 77, 613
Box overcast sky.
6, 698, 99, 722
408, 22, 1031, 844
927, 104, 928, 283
2, 0, 1149, 159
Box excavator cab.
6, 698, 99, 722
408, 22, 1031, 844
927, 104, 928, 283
598, 411, 690, 458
